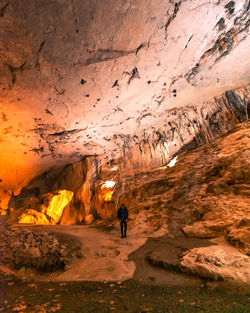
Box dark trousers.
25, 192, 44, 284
120, 221, 127, 237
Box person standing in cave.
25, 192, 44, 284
117, 204, 128, 238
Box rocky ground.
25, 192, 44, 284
1, 220, 250, 313
0, 218, 82, 274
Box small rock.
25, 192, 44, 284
29, 247, 41, 258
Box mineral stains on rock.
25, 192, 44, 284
0, 0, 249, 204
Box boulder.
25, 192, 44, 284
0, 225, 81, 272
225, 218, 250, 256
181, 244, 250, 283
146, 248, 182, 272
28, 247, 41, 259
182, 222, 218, 238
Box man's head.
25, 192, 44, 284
121, 203, 125, 208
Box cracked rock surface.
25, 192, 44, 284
126, 121, 250, 283
0, 0, 249, 208
0, 218, 82, 272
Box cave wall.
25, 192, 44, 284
116, 85, 249, 174
95, 120, 250, 234
92, 85, 249, 220
4, 84, 250, 222
0, 0, 250, 211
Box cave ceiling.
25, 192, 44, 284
0, 0, 249, 194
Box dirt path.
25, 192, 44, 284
13, 214, 167, 282
53, 224, 147, 282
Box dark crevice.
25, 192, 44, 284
184, 35, 193, 48
71, 0, 79, 34
31, 146, 44, 154
0, 2, 9, 17
136, 44, 144, 55
35, 40, 46, 69
85, 48, 135, 65
165, 1, 182, 40
37, 40, 46, 55
112, 80, 119, 88
128, 67, 140, 85
216, 18, 225, 31
45, 109, 53, 115
48, 128, 85, 138
225, 1, 235, 14
6, 61, 26, 86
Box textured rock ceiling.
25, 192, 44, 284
0, 0, 249, 196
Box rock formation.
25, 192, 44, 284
0, 0, 249, 212
122, 120, 249, 283
0, 220, 82, 272
122, 120, 249, 236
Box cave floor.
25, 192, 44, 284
2, 222, 250, 312
4, 214, 170, 283
2, 275, 250, 313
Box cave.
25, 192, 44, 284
0, 0, 249, 312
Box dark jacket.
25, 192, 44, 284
117, 206, 128, 221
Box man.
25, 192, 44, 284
117, 203, 128, 238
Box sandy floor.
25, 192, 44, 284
53, 223, 147, 282
11, 213, 168, 283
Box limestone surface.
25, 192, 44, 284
0, 220, 82, 272
117, 121, 250, 238
181, 244, 250, 283
0, 0, 249, 208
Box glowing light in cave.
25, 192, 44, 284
18, 209, 51, 224
99, 181, 116, 202
104, 191, 114, 202
101, 181, 116, 188
18, 190, 74, 225
167, 155, 178, 167
44, 190, 74, 223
